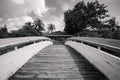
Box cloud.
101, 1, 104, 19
100, 0, 117, 3
0, 18, 4, 22
11, 0, 48, 17
62, 3, 70, 11
0, 18, 4, 28
11, 0, 24, 4
116, 16, 120, 25
0, 0, 48, 19
25, 0, 48, 17
5, 16, 33, 31
0, 0, 48, 31
43, 15, 64, 31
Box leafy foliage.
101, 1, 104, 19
64, 0, 109, 35
112, 29, 120, 39
106, 17, 119, 30
9, 19, 45, 37
47, 24, 55, 33
0, 25, 9, 38
33, 19, 44, 32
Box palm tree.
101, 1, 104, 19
47, 24, 55, 33
33, 19, 44, 33
21, 22, 36, 36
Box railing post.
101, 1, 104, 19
98, 46, 101, 50
15, 46, 18, 50
81, 41, 83, 44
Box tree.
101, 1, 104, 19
64, 0, 109, 35
33, 19, 44, 34
21, 22, 36, 36
0, 25, 9, 38
107, 17, 119, 31
47, 24, 55, 33
21, 19, 45, 36
10, 22, 35, 37
10, 19, 45, 37
112, 29, 120, 39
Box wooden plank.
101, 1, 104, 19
9, 45, 108, 80
65, 41, 120, 80
0, 41, 53, 80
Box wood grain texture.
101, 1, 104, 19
9, 45, 108, 80
65, 41, 120, 80
0, 41, 53, 80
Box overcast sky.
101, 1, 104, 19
0, 0, 120, 31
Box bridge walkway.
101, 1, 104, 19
9, 45, 108, 80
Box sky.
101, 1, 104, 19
0, 0, 120, 32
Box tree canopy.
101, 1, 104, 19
47, 24, 55, 33
9, 19, 45, 37
64, 0, 109, 35
33, 19, 44, 32
0, 25, 8, 38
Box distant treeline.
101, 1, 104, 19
0, 19, 44, 38
0, 19, 56, 38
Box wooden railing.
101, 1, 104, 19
0, 37, 53, 80
0, 37, 52, 55
65, 37, 120, 80
67, 37, 120, 57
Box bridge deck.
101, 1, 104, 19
9, 45, 108, 80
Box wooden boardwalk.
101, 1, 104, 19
9, 45, 108, 80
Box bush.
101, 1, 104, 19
78, 30, 101, 37
112, 29, 120, 40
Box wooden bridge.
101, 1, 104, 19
0, 37, 120, 80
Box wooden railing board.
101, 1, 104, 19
65, 40, 120, 80
68, 37, 120, 47
0, 41, 53, 80
67, 37, 120, 57
0, 37, 51, 48
0, 37, 52, 55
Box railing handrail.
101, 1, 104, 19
0, 37, 51, 48
0, 37, 52, 55
65, 41, 120, 80
67, 37, 120, 57
0, 40, 53, 80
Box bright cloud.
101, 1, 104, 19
0, 18, 4, 28
0, 18, 4, 22
5, 16, 33, 31
25, 0, 48, 17
62, 4, 70, 11
116, 16, 120, 25
0, 0, 48, 31
100, 0, 117, 3
11, 0, 48, 17
11, 0, 24, 4
43, 16, 64, 31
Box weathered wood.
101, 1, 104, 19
0, 37, 52, 55
0, 41, 53, 80
9, 45, 108, 80
65, 41, 120, 80
0, 37, 51, 49
67, 37, 120, 57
